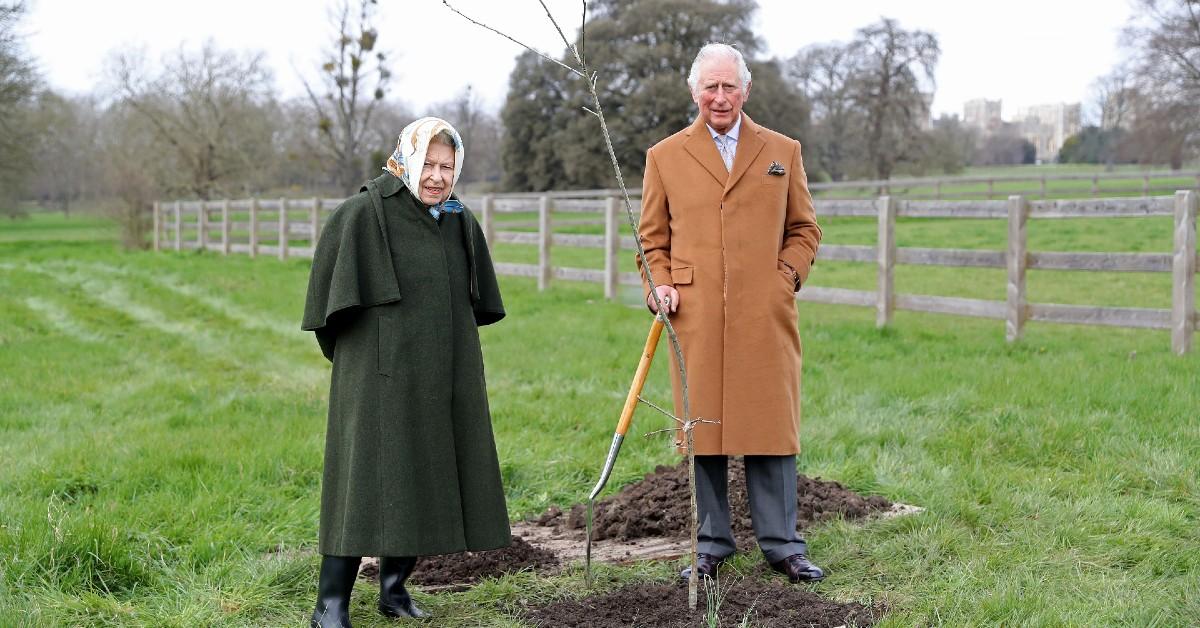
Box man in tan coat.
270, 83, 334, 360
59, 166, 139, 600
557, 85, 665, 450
638, 43, 824, 582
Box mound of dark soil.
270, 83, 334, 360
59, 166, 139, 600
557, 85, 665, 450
358, 535, 561, 587
524, 579, 878, 627
537, 459, 891, 545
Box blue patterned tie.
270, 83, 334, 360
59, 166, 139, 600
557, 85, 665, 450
716, 135, 734, 172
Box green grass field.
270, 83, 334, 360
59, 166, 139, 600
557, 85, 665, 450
0, 212, 117, 243
1, 210, 1197, 626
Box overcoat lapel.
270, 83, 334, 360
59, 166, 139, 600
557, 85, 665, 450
724, 114, 765, 194
683, 116, 729, 187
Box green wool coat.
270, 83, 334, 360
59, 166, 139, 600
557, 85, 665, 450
302, 173, 509, 557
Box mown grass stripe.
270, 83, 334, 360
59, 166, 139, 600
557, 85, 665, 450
21, 296, 105, 343
64, 261, 303, 340
20, 262, 325, 389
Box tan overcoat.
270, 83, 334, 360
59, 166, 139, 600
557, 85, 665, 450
638, 113, 822, 455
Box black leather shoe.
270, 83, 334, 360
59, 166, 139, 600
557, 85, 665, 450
769, 553, 825, 582
378, 556, 429, 620
311, 555, 361, 628
679, 553, 726, 580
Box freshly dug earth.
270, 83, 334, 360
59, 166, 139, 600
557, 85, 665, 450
538, 459, 891, 546
358, 535, 561, 587
524, 579, 878, 627
358, 460, 890, 589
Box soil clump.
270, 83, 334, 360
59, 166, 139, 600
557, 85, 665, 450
524, 578, 878, 627
358, 535, 561, 587
536, 459, 892, 547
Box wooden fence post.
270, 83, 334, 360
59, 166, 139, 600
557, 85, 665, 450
876, 195, 896, 328
152, 201, 160, 251
934, 181, 942, 200
278, 197, 289, 261
987, 179, 994, 200
604, 195, 620, 301
538, 195, 552, 291
197, 202, 208, 251
1040, 176, 1047, 199
1143, 174, 1151, 198
481, 194, 495, 245
1006, 195, 1030, 342
310, 197, 321, 253
1172, 190, 1197, 355
249, 197, 259, 259
1091, 175, 1099, 197
221, 199, 231, 255
174, 200, 182, 251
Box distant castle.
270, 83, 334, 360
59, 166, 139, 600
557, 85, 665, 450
962, 98, 1082, 163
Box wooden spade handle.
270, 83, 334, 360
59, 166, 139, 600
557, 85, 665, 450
615, 315, 666, 436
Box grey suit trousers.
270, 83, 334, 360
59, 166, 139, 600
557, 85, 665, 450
694, 454, 808, 563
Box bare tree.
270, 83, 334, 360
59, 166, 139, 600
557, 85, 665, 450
1125, 0, 1200, 91
97, 103, 168, 249
301, 0, 391, 194
268, 95, 411, 195
363, 98, 416, 170
974, 124, 1036, 166
1122, 97, 1193, 169
428, 85, 503, 186
786, 19, 940, 181
109, 42, 278, 200
848, 18, 940, 181
274, 98, 337, 192
27, 91, 103, 214
1119, 0, 1200, 168
1090, 66, 1136, 131
788, 43, 859, 181
0, 1, 37, 213
916, 114, 975, 174
1087, 67, 1137, 169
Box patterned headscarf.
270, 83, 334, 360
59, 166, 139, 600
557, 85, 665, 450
384, 117, 466, 212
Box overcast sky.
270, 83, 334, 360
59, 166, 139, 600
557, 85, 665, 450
23, 0, 1134, 121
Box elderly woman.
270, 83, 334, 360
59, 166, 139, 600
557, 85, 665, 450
302, 117, 508, 627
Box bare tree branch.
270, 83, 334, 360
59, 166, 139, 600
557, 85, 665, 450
578, 0, 587, 65
442, 0, 585, 78
637, 395, 683, 425
537, 0, 579, 62
644, 418, 720, 439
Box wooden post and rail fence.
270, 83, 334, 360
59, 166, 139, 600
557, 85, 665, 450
153, 182, 1199, 355
807, 168, 1200, 200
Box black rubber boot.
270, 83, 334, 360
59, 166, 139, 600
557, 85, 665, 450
311, 555, 361, 628
378, 556, 428, 619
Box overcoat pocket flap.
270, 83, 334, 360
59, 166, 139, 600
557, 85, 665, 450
670, 266, 693, 285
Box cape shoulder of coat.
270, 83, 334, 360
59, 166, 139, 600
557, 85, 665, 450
301, 173, 504, 361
